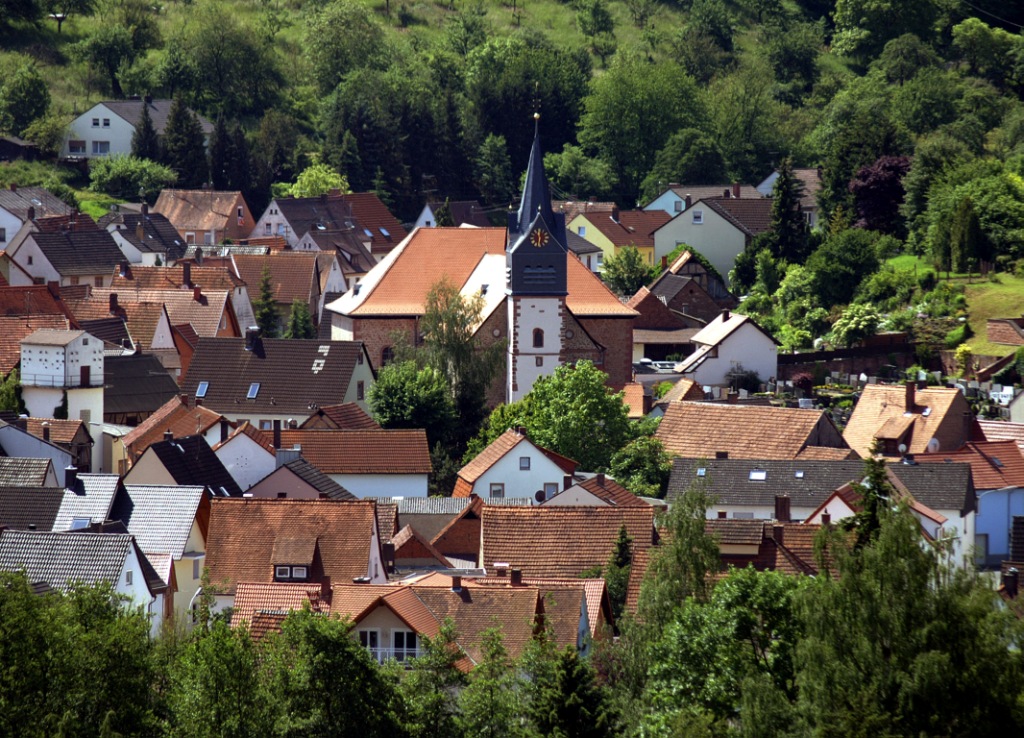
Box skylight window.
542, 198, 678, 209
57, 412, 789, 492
993, 457, 1005, 468
794, 470, 805, 479
70, 517, 91, 530
922, 406, 932, 417
749, 469, 767, 481
696, 467, 706, 477
363, 228, 373, 238
380, 227, 390, 237
196, 381, 209, 398
247, 382, 260, 399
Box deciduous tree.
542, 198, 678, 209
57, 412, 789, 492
601, 246, 657, 298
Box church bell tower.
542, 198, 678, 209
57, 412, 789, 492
506, 116, 569, 403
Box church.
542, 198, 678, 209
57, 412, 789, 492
326, 123, 636, 404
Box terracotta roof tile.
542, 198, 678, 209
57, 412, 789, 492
658, 377, 704, 405
656, 402, 850, 460
376, 502, 398, 543
0, 285, 77, 320
480, 506, 656, 578
554, 200, 616, 223
111, 263, 244, 292
23, 418, 87, 446
582, 210, 671, 249
843, 384, 971, 458
66, 296, 168, 350
231, 581, 328, 628
232, 252, 319, 307
205, 498, 380, 594
916, 440, 1024, 490
0, 315, 70, 373
122, 395, 227, 458
667, 184, 763, 202
564, 475, 649, 507
91, 288, 235, 340
154, 190, 246, 233
392, 525, 452, 567
300, 403, 381, 430
621, 383, 647, 419
258, 429, 431, 475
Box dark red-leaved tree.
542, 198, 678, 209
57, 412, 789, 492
848, 155, 911, 237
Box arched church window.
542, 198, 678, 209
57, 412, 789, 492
381, 346, 394, 366
533, 329, 544, 348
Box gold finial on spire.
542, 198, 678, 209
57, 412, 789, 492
533, 112, 540, 120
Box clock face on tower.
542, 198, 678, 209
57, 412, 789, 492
530, 228, 549, 248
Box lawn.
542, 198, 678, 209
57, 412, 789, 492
963, 273, 1024, 358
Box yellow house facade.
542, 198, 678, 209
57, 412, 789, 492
567, 208, 669, 269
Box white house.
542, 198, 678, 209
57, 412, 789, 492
0, 185, 71, 250
62, 98, 213, 159
0, 421, 73, 478
213, 423, 277, 491
644, 183, 763, 218
674, 310, 777, 388
453, 428, 577, 502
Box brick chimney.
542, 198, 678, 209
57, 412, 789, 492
451, 575, 462, 592
661, 255, 668, 270
193, 285, 202, 302
723, 188, 731, 198
109, 292, 118, 313
321, 575, 331, 599
510, 568, 523, 586
595, 472, 606, 488
684, 194, 692, 209
733, 182, 741, 198
821, 511, 831, 526
563, 475, 573, 490
772, 524, 785, 545
179, 393, 188, 408
905, 380, 915, 412
774, 494, 791, 523
183, 261, 192, 287
727, 391, 739, 404
610, 206, 620, 222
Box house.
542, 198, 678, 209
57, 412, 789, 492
756, 167, 822, 228
566, 231, 604, 273
263, 428, 431, 498
250, 191, 406, 257
294, 229, 376, 293
651, 377, 705, 417
0, 485, 65, 530
0, 457, 59, 487
179, 333, 375, 424
651, 196, 774, 283
63, 98, 213, 160
566, 207, 671, 269
0, 134, 39, 162
99, 205, 187, 265
413, 200, 491, 229
0, 311, 74, 376
479, 505, 657, 578
51, 471, 123, 532
553, 199, 617, 224
103, 352, 181, 425
212, 421, 278, 492
0, 185, 71, 249
0, 528, 167, 633
20, 418, 93, 473
668, 456, 975, 528
0, 419, 74, 475
644, 182, 763, 218
299, 402, 380, 430
916, 440, 1024, 567
19, 329, 105, 470
111, 483, 210, 622
388, 525, 453, 570
674, 309, 778, 388
92, 287, 242, 343
110, 261, 256, 334
246, 457, 356, 501
153, 189, 255, 246
66, 292, 175, 360
648, 249, 738, 320
203, 497, 387, 612
366, 495, 477, 552
121, 394, 231, 465
6, 215, 126, 288
123, 433, 242, 497
328, 148, 636, 401
656, 402, 855, 461
453, 428, 577, 502
232, 251, 345, 330
543, 473, 649, 508
626, 286, 700, 362
843, 382, 976, 459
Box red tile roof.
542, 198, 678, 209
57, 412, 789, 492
566, 474, 649, 507
232, 252, 319, 307
456, 429, 576, 493
300, 403, 381, 430
205, 498, 380, 594
0, 315, 70, 374
111, 263, 245, 292
23, 418, 88, 445
843, 384, 971, 458
916, 440, 1024, 490
581, 210, 671, 249
262, 429, 432, 474
122, 395, 228, 459
480, 505, 656, 578
154, 190, 247, 233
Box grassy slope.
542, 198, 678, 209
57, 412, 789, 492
964, 274, 1024, 358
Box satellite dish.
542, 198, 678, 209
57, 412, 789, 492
898, 443, 907, 455
927, 438, 940, 453
534, 490, 545, 503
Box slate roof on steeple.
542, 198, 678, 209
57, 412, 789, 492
511, 119, 553, 240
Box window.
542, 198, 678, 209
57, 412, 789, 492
357, 352, 364, 365
519, 456, 531, 470
691, 209, 704, 225
196, 381, 209, 398
94, 276, 103, 288
91, 118, 99, 127
489, 483, 505, 499
259, 420, 272, 430
696, 467, 706, 477
535, 356, 543, 367
749, 469, 767, 481
237, 207, 243, 218
380, 227, 390, 238
356, 381, 365, 401
381, 346, 394, 366
193, 558, 201, 580
82, 338, 89, 346
264, 222, 272, 235
186, 232, 196, 244
544, 482, 558, 499
68, 140, 86, 154
532, 328, 544, 348
359, 629, 380, 660
102, 118, 110, 127
291, 566, 308, 580
392, 631, 418, 662
275, 565, 290, 580
577, 226, 586, 236
70, 517, 91, 530
92, 141, 110, 155
674, 200, 683, 212
247, 382, 260, 399
125, 570, 133, 585
69, 276, 80, 286
204, 232, 214, 245
794, 470, 805, 479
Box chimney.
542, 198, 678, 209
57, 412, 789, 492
183, 261, 192, 287
195, 246, 203, 265
245, 327, 259, 352
723, 188, 731, 198
563, 475, 573, 490
41, 422, 50, 442
495, 563, 509, 577
610, 206, 620, 222
135, 220, 144, 241
727, 390, 739, 404
193, 285, 202, 302
277, 492, 287, 498
733, 182, 741, 198
772, 524, 785, 545
905, 380, 915, 412
720, 308, 730, 321
144, 94, 152, 105
195, 397, 203, 407
179, 393, 188, 408
141, 202, 149, 215
382, 543, 395, 572
27, 205, 34, 221
684, 194, 692, 209
119, 260, 130, 278
821, 512, 831, 526
9, 183, 15, 192
510, 568, 523, 586
320, 575, 331, 599
1003, 568, 1020, 598
220, 419, 229, 443
661, 255, 668, 270
596, 472, 606, 488
451, 575, 462, 592
164, 430, 173, 442
47, 281, 59, 298
64, 466, 77, 489
273, 419, 281, 450
109, 292, 118, 313
774, 494, 791, 523
715, 451, 729, 459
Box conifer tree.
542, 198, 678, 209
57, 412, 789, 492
208, 116, 231, 190
456, 628, 521, 738
950, 195, 983, 274
226, 122, 251, 193
253, 264, 279, 338
162, 97, 208, 188
130, 101, 160, 161
283, 298, 316, 339
529, 647, 617, 738
605, 524, 633, 625
767, 157, 809, 262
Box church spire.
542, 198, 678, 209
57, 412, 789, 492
514, 113, 552, 236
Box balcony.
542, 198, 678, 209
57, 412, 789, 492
365, 647, 420, 664
20, 373, 99, 389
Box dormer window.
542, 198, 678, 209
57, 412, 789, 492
274, 565, 309, 581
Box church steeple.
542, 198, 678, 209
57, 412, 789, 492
506, 116, 568, 297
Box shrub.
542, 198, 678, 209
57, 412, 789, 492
89, 155, 176, 201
